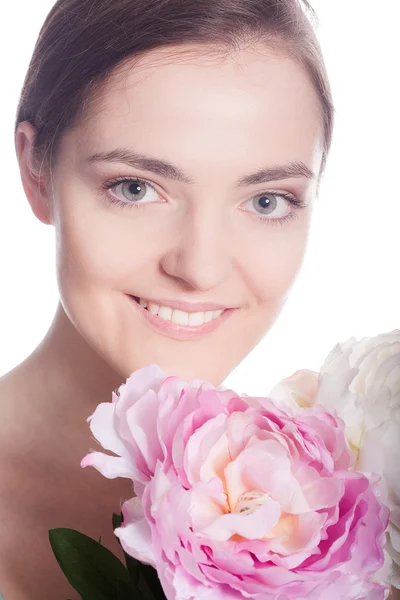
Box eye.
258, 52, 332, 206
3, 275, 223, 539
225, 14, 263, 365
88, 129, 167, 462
243, 191, 301, 220
102, 177, 160, 206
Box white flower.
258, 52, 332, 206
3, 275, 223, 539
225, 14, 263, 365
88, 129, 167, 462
313, 329, 400, 589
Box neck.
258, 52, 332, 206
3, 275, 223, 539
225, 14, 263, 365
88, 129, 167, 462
20, 301, 125, 438
1, 302, 135, 506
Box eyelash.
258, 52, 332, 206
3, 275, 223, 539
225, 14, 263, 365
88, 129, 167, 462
101, 175, 307, 228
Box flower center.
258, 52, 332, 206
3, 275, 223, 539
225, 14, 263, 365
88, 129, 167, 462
233, 489, 269, 515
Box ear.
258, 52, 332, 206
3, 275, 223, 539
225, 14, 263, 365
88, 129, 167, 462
15, 121, 53, 225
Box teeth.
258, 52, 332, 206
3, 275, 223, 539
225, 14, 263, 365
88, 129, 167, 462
158, 306, 173, 321
137, 297, 224, 325
148, 303, 159, 316
171, 309, 189, 326
188, 312, 207, 326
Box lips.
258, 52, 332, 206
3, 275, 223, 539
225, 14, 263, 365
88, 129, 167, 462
127, 294, 236, 341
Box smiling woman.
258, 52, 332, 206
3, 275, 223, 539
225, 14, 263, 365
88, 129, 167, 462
0, 0, 372, 598
24, 44, 322, 382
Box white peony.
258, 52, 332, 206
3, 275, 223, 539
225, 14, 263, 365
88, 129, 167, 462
314, 330, 400, 589
268, 330, 400, 589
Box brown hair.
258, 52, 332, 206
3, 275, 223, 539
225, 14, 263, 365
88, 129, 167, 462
15, 0, 334, 179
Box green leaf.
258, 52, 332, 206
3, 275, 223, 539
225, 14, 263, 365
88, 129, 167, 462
112, 513, 164, 599
117, 577, 142, 600
139, 562, 166, 599
49, 528, 133, 600
112, 512, 123, 530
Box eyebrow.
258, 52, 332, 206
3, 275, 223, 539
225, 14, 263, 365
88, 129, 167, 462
87, 148, 316, 186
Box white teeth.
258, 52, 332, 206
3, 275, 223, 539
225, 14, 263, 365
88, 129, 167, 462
137, 297, 224, 325
148, 303, 160, 315
188, 312, 206, 326
172, 309, 189, 326
158, 306, 173, 321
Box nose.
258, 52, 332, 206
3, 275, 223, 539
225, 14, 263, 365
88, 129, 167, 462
159, 205, 233, 292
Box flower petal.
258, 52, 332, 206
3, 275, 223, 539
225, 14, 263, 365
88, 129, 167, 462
80, 452, 133, 479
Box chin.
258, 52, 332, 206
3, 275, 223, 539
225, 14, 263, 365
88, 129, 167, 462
113, 352, 227, 388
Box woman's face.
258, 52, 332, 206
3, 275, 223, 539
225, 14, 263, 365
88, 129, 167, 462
37, 44, 324, 385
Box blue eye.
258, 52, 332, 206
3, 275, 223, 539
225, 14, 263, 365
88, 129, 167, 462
248, 192, 295, 218
241, 190, 307, 227
101, 176, 307, 227
103, 177, 159, 207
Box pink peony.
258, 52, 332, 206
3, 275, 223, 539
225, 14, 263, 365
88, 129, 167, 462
81, 365, 390, 600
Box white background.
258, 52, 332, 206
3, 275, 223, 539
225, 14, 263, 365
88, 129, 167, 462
0, 1, 399, 393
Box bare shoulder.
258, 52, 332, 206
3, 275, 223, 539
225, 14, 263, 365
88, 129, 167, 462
0, 369, 79, 599
0, 366, 32, 478
0, 368, 132, 599
0, 361, 49, 461
0, 366, 24, 465
0, 366, 20, 418
0, 363, 31, 434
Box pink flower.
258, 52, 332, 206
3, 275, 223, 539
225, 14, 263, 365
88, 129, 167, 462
81, 365, 390, 600
268, 369, 320, 410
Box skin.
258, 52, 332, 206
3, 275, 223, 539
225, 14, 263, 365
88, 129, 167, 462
21, 43, 322, 392
0, 43, 326, 598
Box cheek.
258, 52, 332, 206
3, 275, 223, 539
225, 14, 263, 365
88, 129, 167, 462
54, 194, 145, 290
239, 221, 309, 304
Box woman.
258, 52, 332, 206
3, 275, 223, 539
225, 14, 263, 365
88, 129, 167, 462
0, 0, 380, 598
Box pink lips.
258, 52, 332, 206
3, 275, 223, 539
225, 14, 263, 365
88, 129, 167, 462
127, 295, 236, 341
131, 295, 231, 312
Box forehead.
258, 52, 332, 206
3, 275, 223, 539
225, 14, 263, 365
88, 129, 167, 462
74, 44, 323, 175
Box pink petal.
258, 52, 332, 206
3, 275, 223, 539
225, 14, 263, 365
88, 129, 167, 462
114, 497, 156, 566
86, 402, 127, 457
185, 414, 229, 486
125, 389, 164, 474
80, 452, 133, 479
200, 494, 281, 541
294, 463, 344, 510
225, 440, 309, 515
